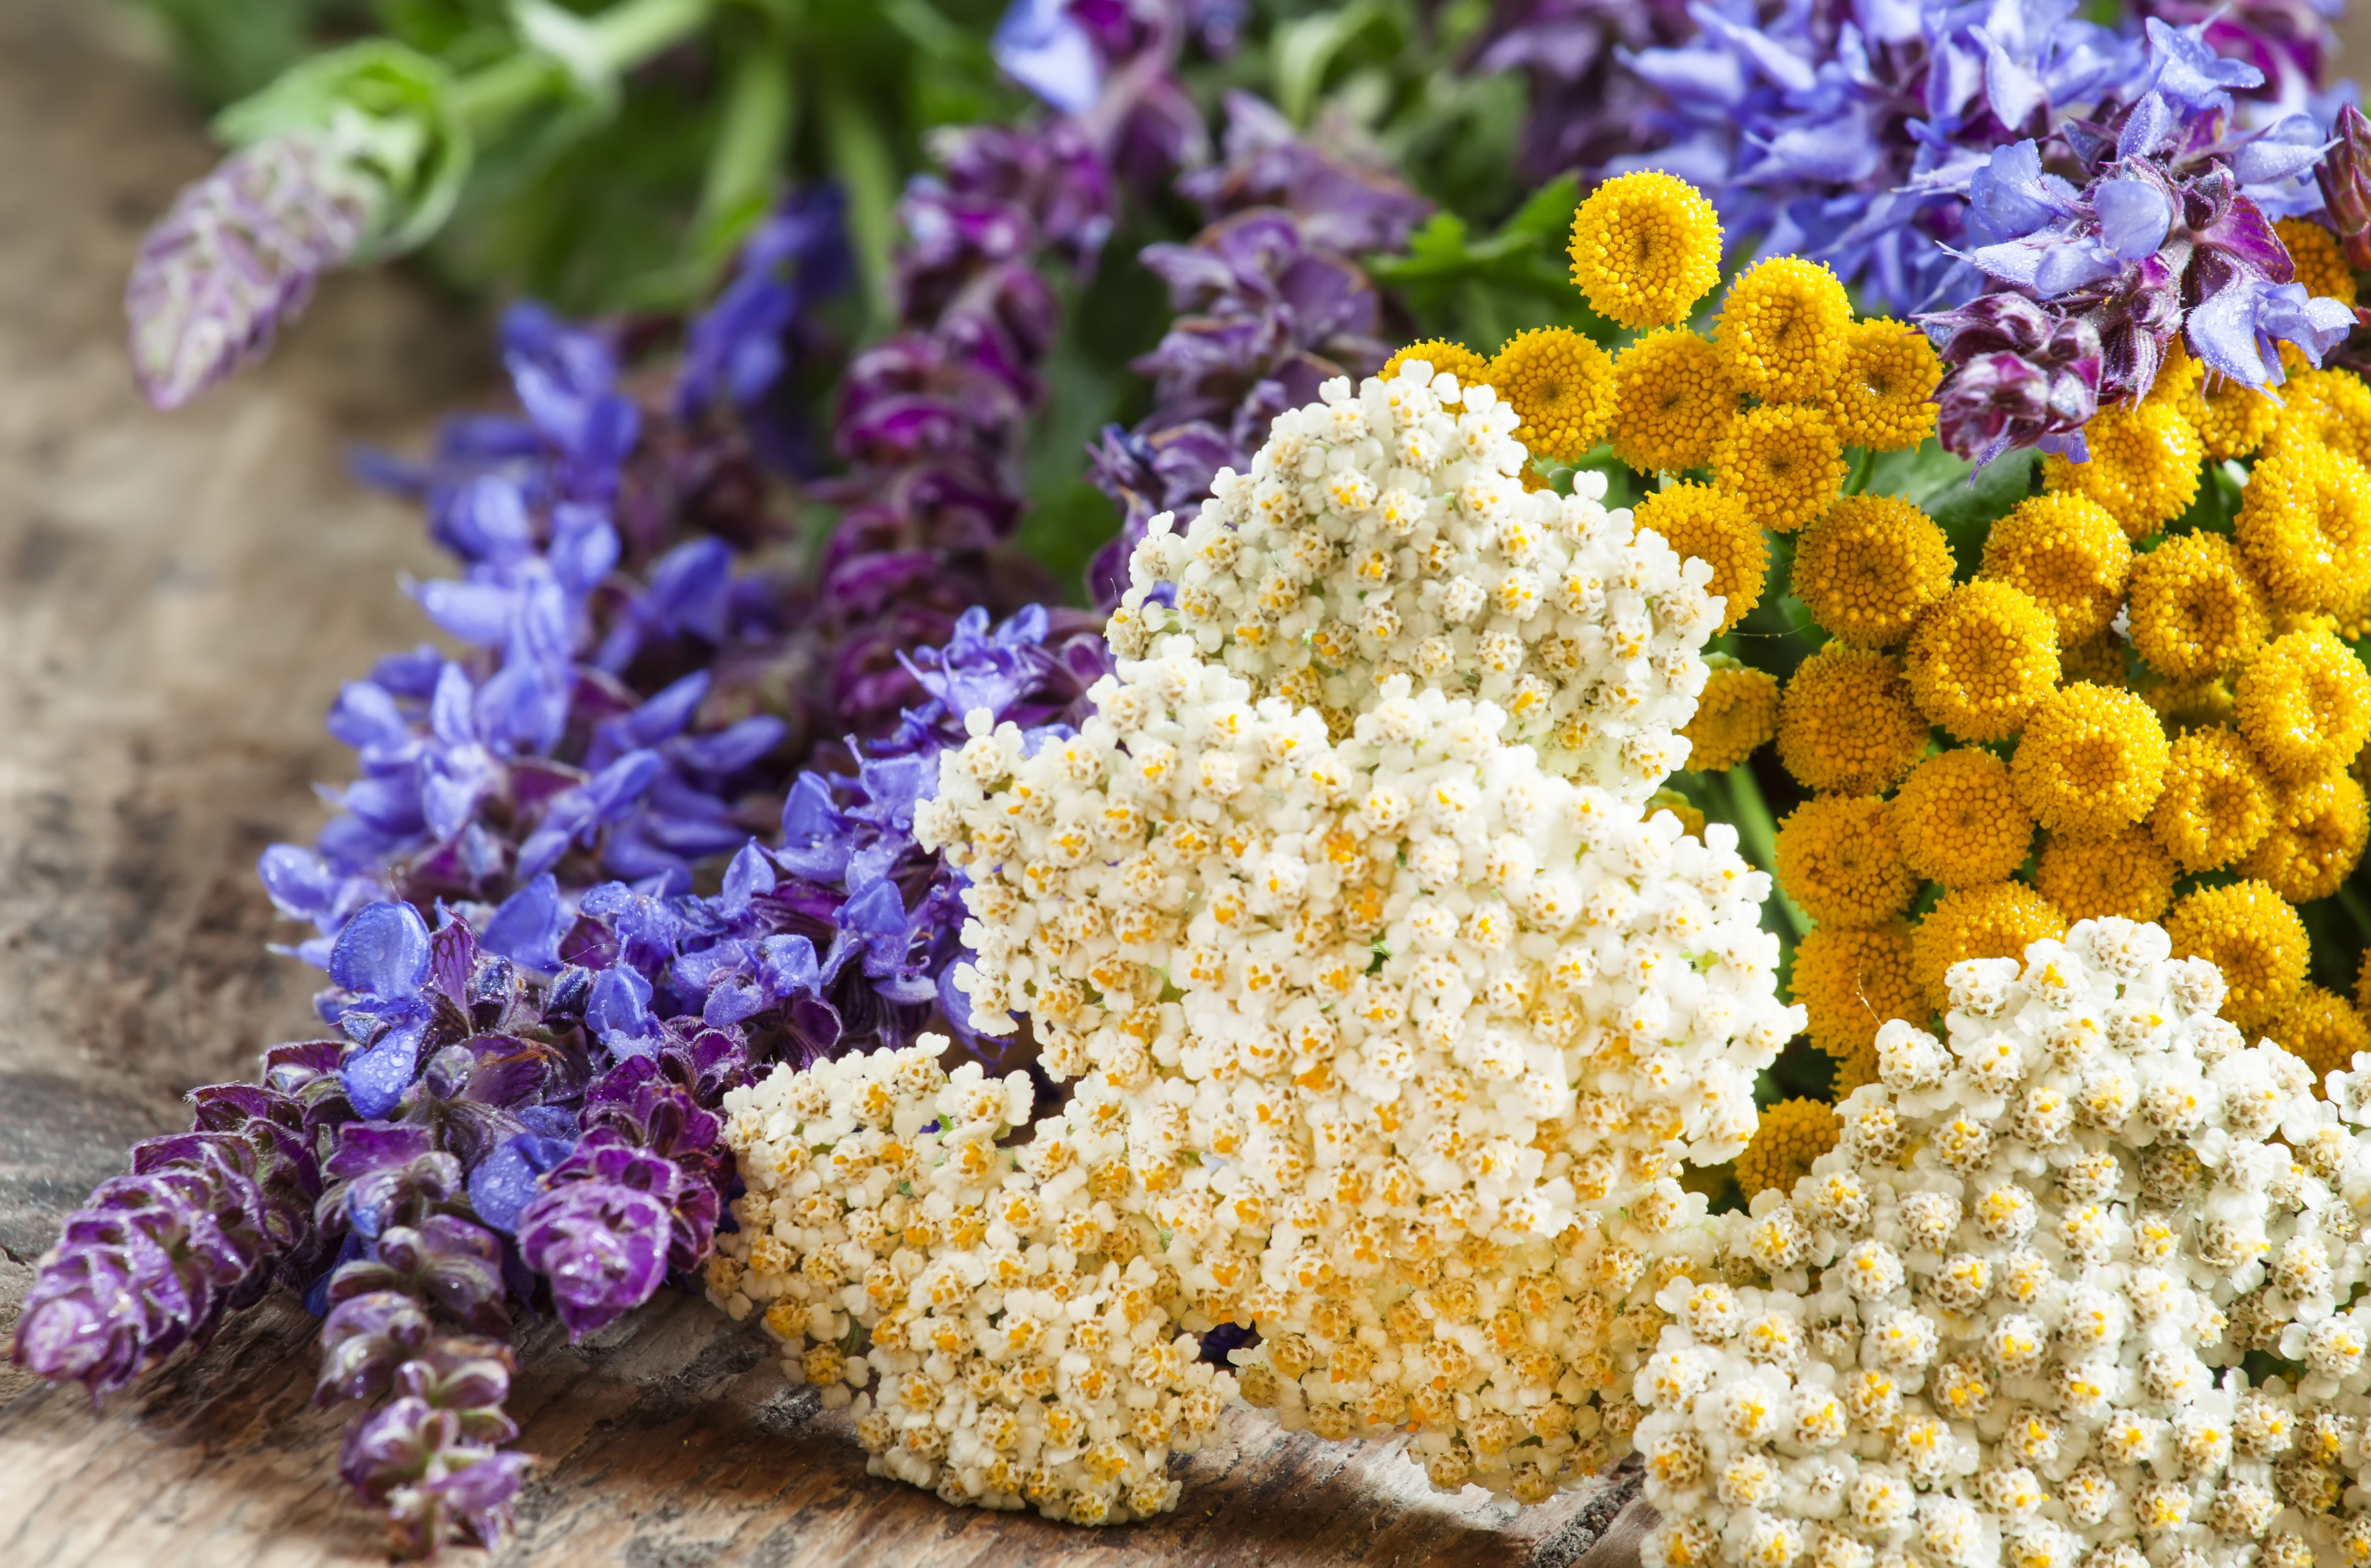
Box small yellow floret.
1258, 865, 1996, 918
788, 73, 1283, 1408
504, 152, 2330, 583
1776, 644, 1931, 794
1381, 339, 1492, 388
2041, 400, 2203, 540
1822, 317, 1942, 451
2144, 676, 2238, 736
2235, 628, 2371, 781
2032, 826, 2177, 923
1736, 1099, 1841, 1199
1775, 796, 1918, 927
2270, 985, 2371, 1089
1682, 664, 1781, 770
2011, 682, 2172, 835
1488, 327, 1617, 461
2267, 370, 2371, 469
1567, 172, 1724, 330
1890, 748, 2033, 886
1792, 494, 1955, 648
1710, 405, 1847, 533
2125, 531, 2270, 680
2060, 636, 2130, 689
1978, 493, 2133, 645
1635, 482, 1765, 633
2278, 219, 2358, 306
1611, 328, 1737, 473
2237, 771, 2370, 901
2166, 879, 2311, 1032
1714, 256, 1854, 403
2148, 726, 2276, 872
2236, 443, 2371, 614
1910, 883, 2066, 1015
2183, 374, 2280, 462
1904, 580, 2061, 741
1791, 923, 1921, 1086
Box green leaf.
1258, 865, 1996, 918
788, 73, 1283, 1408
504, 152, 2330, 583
1862, 438, 2038, 576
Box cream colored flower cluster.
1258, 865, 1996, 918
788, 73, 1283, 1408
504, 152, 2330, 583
1108, 363, 1721, 799
706, 1034, 1237, 1525
1633, 918, 2371, 1568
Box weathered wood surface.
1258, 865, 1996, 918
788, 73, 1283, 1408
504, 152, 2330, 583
0, 3, 1646, 1560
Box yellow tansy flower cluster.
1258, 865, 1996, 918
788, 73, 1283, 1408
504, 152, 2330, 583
1732, 1098, 1838, 1199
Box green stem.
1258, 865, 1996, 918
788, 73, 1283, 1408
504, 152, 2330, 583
1725, 766, 1810, 939
1844, 445, 1875, 497
453, 0, 717, 136
821, 83, 900, 324
582, 0, 715, 69
692, 26, 795, 261
452, 51, 560, 132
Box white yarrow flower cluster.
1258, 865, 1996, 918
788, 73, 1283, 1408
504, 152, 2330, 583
1633, 919, 2371, 1568
1110, 362, 1719, 800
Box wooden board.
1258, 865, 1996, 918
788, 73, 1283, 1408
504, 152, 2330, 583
0, 2, 1648, 1559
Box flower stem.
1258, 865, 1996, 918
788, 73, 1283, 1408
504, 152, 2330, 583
1725, 765, 1809, 938
692, 19, 795, 264
1844, 445, 1875, 497
820, 83, 900, 325
453, 0, 718, 137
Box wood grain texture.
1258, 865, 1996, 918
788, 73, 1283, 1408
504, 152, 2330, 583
0, 3, 1650, 1560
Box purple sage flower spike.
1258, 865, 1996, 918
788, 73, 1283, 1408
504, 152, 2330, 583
2318, 104, 2371, 270
337, 1336, 525, 1557
125, 135, 379, 410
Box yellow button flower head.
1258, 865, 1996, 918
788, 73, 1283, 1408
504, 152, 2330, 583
1792, 494, 1956, 648
1775, 796, 1917, 926
1682, 663, 1780, 770
2060, 635, 2130, 688
1736, 1099, 1841, 1199
1635, 482, 1765, 632
1791, 923, 1921, 1086
1822, 317, 1942, 451
2125, 531, 2270, 680
1611, 327, 1736, 473
1714, 255, 1854, 402
2011, 682, 2172, 834
1381, 338, 1491, 388
2236, 443, 2371, 614
1566, 171, 1724, 329
2182, 374, 2280, 462
2270, 985, 2371, 1087
1890, 747, 2034, 886
1776, 644, 1931, 794
1909, 883, 2066, 1015
2148, 726, 2276, 872
2267, 369, 2371, 468
1649, 789, 1708, 840
2166, 879, 2310, 1032
1904, 580, 2061, 740
2145, 343, 2206, 410
2031, 826, 2178, 922
2278, 218, 2358, 306
1488, 327, 1617, 461
1711, 405, 1847, 533
2145, 676, 2238, 736
2236, 628, 2371, 781
2040, 400, 2203, 540
1977, 493, 2132, 646
2238, 771, 2370, 901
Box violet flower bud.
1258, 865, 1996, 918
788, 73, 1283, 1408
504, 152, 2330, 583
318, 1289, 434, 1406
2318, 104, 2371, 271
337, 1336, 525, 1557
326, 1214, 512, 1337
514, 1144, 684, 1340
125, 134, 379, 410
1921, 294, 2104, 462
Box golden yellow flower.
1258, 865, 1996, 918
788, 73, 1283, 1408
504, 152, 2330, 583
2269, 985, 2371, 1090
1910, 883, 2067, 1015
2237, 770, 2370, 901
1488, 327, 1617, 461
1735, 1099, 1841, 1199
1977, 492, 2133, 645
1822, 317, 1942, 451
2060, 636, 2130, 689
2041, 400, 2203, 540
2011, 682, 2172, 835
2145, 344, 2205, 411
2278, 218, 2358, 306
1682, 663, 1781, 770
1610, 328, 1737, 473
2144, 675, 2238, 736
1714, 255, 1854, 403
1634, 482, 1765, 633
2266, 369, 2371, 469
1890, 747, 2034, 887
1710, 404, 1847, 533
2235, 442, 2371, 614
1776, 644, 1931, 794
1649, 789, 1709, 841
2182, 374, 2280, 462
2125, 530, 2270, 681
2235, 628, 2371, 781
1567, 172, 1724, 330
1791, 494, 1955, 648
1775, 796, 1918, 927
2147, 726, 2276, 872
1792, 922, 1921, 1087
1381, 338, 1492, 388
2166, 879, 2311, 1032
2031, 826, 2177, 923
1903, 580, 2061, 741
